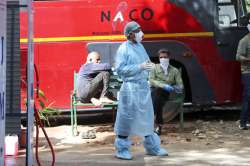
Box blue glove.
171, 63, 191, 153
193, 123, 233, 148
163, 84, 174, 92
173, 85, 183, 94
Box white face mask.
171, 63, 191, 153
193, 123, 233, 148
159, 58, 169, 67
247, 24, 250, 32
160, 58, 169, 75
135, 31, 144, 43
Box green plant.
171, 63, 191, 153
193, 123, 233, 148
23, 88, 59, 126
21, 77, 59, 126
35, 89, 59, 126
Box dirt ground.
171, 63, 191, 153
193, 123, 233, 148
10, 110, 250, 165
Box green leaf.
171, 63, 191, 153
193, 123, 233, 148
36, 89, 48, 101
38, 99, 45, 109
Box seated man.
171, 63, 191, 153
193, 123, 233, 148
76, 51, 114, 106
149, 48, 184, 135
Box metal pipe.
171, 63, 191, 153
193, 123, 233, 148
0, 0, 7, 165
26, 0, 34, 165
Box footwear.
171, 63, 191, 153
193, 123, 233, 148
90, 98, 103, 106
246, 122, 250, 128
99, 97, 114, 103
114, 137, 132, 160
115, 150, 132, 160
154, 125, 162, 135
143, 133, 168, 156
239, 124, 248, 130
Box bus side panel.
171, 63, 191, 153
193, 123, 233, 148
186, 37, 242, 104
20, 0, 206, 39
21, 42, 88, 109
19, 0, 242, 109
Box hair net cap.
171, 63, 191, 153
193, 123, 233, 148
124, 21, 140, 36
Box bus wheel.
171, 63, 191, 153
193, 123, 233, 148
162, 101, 182, 123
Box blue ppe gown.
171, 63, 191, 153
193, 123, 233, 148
114, 41, 154, 137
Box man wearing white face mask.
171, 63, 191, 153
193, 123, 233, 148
114, 21, 167, 160
236, 22, 250, 130
134, 30, 144, 43
149, 49, 184, 135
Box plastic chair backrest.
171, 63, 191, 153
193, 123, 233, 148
74, 71, 78, 91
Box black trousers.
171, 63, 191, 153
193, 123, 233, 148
151, 87, 169, 125
240, 73, 250, 125
78, 71, 110, 103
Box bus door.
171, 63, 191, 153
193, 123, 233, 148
215, 0, 249, 60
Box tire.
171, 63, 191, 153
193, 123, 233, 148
162, 101, 182, 123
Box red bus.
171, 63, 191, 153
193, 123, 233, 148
20, 0, 249, 110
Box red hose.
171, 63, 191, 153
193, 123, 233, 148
35, 112, 41, 166
24, 64, 55, 165
34, 106, 56, 166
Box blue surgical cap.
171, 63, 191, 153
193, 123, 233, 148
124, 21, 140, 36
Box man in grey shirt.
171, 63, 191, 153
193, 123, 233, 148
76, 51, 114, 106
236, 24, 250, 130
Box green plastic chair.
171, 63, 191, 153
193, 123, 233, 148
70, 71, 121, 136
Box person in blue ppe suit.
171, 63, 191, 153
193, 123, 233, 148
114, 21, 168, 160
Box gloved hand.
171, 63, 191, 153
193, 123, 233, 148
163, 84, 174, 92
173, 85, 183, 94
139, 61, 154, 71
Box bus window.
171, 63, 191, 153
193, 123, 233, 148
218, 5, 237, 27
218, 0, 237, 27
239, 0, 250, 26
217, 0, 249, 27
219, 0, 231, 2
245, 0, 250, 12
